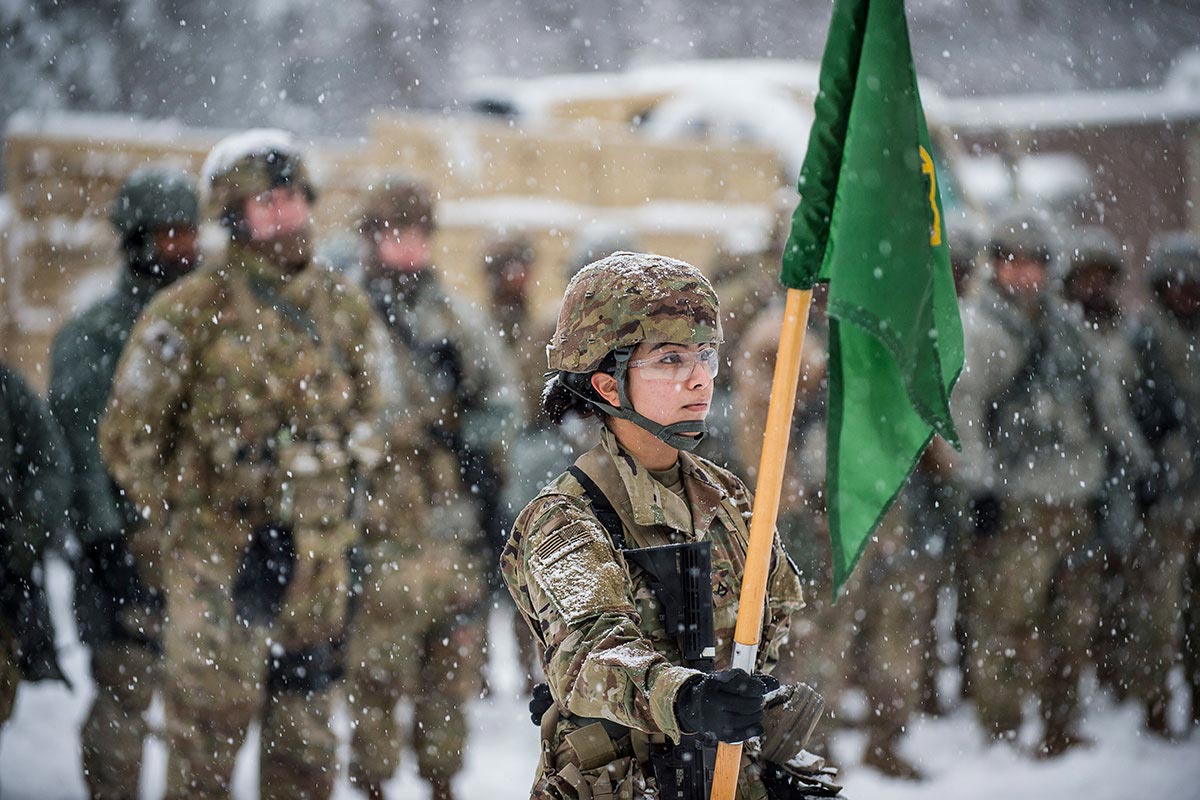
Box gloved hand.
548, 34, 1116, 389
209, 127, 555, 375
674, 668, 767, 743
529, 681, 554, 725
969, 493, 1001, 537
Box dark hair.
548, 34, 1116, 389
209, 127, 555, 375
540, 352, 618, 425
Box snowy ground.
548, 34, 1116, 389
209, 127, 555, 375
1, 557, 1197, 800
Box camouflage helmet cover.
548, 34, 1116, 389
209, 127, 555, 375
987, 207, 1055, 265
1147, 231, 1200, 286
200, 128, 315, 224
548, 251, 723, 373
358, 175, 436, 236
1059, 225, 1123, 282
110, 167, 199, 241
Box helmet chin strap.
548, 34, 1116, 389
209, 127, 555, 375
565, 349, 709, 453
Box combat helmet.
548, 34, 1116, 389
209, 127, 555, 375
547, 251, 722, 451
1147, 231, 1200, 289
358, 175, 436, 237
111, 167, 198, 242
110, 166, 199, 275
987, 207, 1056, 267
1058, 226, 1124, 283
201, 129, 316, 232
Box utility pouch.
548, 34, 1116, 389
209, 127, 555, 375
278, 439, 352, 529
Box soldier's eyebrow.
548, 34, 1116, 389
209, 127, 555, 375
650, 342, 688, 351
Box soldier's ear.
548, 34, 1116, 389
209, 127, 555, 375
590, 372, 620, 408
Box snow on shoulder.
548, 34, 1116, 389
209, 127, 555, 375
201, 128, 302, 184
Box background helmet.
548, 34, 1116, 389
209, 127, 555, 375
111, 167, 199, 243
547, 251, 722, 451
201, 129, 315, 230
1058, 225, 1124, 284
987, 207, 1056, 267
1147, 231, 1200, 289
357, 175, 436, 237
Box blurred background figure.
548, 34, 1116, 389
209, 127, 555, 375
49, 166, 200, 800
100, 130, 386, 800
349, 176, 516, 800
0, 363, 72, 739
953, 209, 1106, 758
1129, 232, 1200, 735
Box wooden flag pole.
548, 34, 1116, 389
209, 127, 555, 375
711, 287, 813, 800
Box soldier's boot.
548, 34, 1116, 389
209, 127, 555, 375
861, 733, 923, 781
363, 782, 385, 800
1037, 696, 1093, 759
429, 778, 455, 800
1144, 692, 1172, 739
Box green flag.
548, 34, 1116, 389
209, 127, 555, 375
782, 0, 964, 596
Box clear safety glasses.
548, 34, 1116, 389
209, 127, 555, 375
627, 347, 720, 382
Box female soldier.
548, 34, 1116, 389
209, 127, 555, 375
501, 252, 805, 799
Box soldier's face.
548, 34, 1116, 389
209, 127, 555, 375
993, 256, 1046, 301
245, 186, 312, 240
374, 226, 431, 273
150, 224, 199, 279
624, 341, 716, 428
1065, 262, 1121, 321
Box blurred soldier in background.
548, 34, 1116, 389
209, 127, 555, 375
954, 210, 1105, 757
480, 232, 545, 695
348, 176, 514, 799
1, 364, 71, 732
1129, 232, 1200, 734
100, 129, 386, 800
48, 165, 200, 799
1054, 228, 1155, 723
703, 190, 796, 472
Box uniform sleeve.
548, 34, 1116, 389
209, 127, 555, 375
2, 368, 73, 576
508, 495, 701, 743
48, 317, 127, 542
99, 288, 201, 525
760, 533, 805, 672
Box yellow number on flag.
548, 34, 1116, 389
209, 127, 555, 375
919, 146, 942, 247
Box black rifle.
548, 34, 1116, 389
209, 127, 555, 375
624, 542, 718, 800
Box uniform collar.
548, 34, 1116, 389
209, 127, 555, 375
229, 243, 305, 290
598, 426, 727, 538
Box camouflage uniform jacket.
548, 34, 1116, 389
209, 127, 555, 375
954, 286, 1106, 504
503, 426, 804, 795
100, 246, 388, 576
356, 311, 488, 633
366, 271, 521, 458
49, 270, 163, 544
1131, 309, 1200, 501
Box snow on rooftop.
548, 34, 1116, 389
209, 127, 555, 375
439, 195, 771, 241
943, 54, 1200, 132
5, 109, 218, 147
467, 58, 825, 121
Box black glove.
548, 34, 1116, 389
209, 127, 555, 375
83, 538, 148, 603
674, 668, 767, 743
233, 525, 296, 625
969, 493, 1001, 537
529, 681, 554, 725
1135, 472, 1164, 513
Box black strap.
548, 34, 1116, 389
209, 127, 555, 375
568, 465, 627, 551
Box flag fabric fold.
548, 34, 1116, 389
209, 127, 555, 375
782, 0, 964, 595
